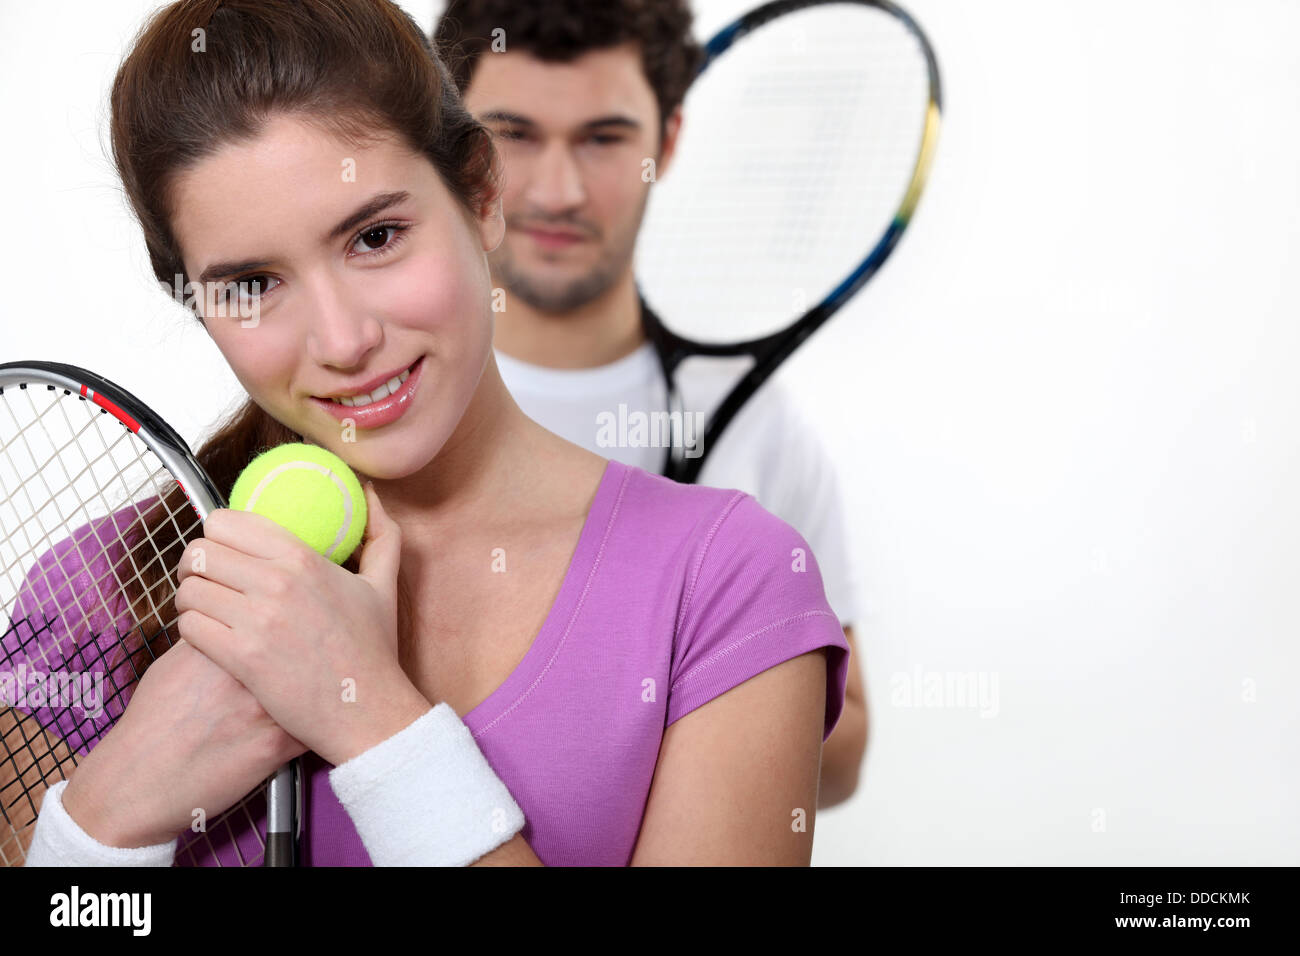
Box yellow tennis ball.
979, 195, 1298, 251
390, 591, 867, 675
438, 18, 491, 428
228, 443, 367, 565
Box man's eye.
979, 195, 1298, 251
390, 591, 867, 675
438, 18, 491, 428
591, 135, 625, 145
496, 128, 528, 142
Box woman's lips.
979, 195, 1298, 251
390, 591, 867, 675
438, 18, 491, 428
309, 356, 425, 428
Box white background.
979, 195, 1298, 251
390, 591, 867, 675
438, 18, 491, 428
1, 0, 1296, 865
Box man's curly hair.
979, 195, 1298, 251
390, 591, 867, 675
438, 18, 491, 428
434, 0, 703, 141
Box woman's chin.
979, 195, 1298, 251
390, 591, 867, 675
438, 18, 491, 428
337, 434, 454, 483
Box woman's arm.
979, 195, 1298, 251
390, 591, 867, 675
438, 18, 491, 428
482, 650, 832, 867
470, 831, 544, 866
328, 702, 528, 867
628, 649, 828, 866
1, 708, 32, 864
819, 625, 867, 808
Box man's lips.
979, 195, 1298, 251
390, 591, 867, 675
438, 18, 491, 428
519, 225, 588, 247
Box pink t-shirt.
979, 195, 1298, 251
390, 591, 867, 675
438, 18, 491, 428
5, 460, 850, 866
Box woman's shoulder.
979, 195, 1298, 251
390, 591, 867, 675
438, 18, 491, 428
609, 459, 782, 535
601, 461, 851, 741
5, 497, 152, 666
608, 460, 827, 572
3, 497, 154, 746
602, 459, 840, 645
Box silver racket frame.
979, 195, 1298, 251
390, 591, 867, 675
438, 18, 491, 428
0, 360, 300, 866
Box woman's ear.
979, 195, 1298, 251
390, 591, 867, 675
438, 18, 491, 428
479, 190, 505, 253
475, 136, 506, 253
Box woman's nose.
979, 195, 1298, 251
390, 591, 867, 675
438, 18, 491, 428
305, 282, 383, 369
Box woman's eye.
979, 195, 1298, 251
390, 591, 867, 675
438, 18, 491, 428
352, 224, 405, 255
224, 275, 276, 305
357, 226, 390, 251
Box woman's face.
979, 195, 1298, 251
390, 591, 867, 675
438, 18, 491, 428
170, 113, 503, 480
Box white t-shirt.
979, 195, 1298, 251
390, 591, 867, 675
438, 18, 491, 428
496, 343, 858, 626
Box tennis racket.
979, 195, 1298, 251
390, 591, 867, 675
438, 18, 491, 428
635, 0, 942, 482
0, 360, 299, 867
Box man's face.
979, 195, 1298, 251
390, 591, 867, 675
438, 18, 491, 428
463, 42, 676, 314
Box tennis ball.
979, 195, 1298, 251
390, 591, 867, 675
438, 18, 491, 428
229, 443, 367, 565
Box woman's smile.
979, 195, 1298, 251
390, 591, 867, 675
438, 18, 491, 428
308, 354, 426, 428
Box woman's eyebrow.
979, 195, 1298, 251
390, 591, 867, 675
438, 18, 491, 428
196, 190, 413, 283
323, 190, 412, 243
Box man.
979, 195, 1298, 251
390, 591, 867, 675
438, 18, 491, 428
433, 0, 867, 808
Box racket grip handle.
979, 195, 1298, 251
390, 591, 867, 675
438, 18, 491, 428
264, 760, 299, 866
265, 832, 295, 867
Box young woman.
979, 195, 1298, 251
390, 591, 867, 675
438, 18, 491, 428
23, 0, 849, 867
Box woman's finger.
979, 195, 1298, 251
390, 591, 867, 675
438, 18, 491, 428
357, 482, 402, 603
200, 507, 314, 562
175, 602, 251, 682
175, 571, 246, 632
176, 534, 264, 594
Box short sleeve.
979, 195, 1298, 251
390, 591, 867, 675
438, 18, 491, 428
761, 418, 860, 628
698, 382, 859, 628
667, 492, 850, 741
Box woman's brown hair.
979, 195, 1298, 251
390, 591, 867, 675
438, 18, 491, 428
109, 0, 499, 666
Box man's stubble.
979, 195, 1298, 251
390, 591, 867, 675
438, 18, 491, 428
490, 189, 651, 315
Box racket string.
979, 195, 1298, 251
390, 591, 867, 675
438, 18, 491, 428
1, 381, 269, 866
4, 396, 163, 680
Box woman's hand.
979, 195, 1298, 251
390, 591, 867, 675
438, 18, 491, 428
174, 481, 430, 767
61, 638, 306, 849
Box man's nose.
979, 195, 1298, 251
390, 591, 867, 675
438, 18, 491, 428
524, 140, 586, 213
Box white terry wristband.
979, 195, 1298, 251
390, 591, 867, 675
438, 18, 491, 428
329, 703, 525, 866
24, 780, 177, 867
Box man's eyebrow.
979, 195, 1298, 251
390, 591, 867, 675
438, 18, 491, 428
195, 190, 412, 283
479, 109, 533, 126
583, 115, 640, 132
478, 110, 641, 132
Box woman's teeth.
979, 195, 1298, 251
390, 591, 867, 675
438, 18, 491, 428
330, 366, 412, 407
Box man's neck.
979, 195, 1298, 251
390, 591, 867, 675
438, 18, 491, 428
492, 267, 645, 370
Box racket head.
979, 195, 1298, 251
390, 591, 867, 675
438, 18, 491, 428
0, 361, 276, 866
636, 0, 942, 482
638, 0, 941, 349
